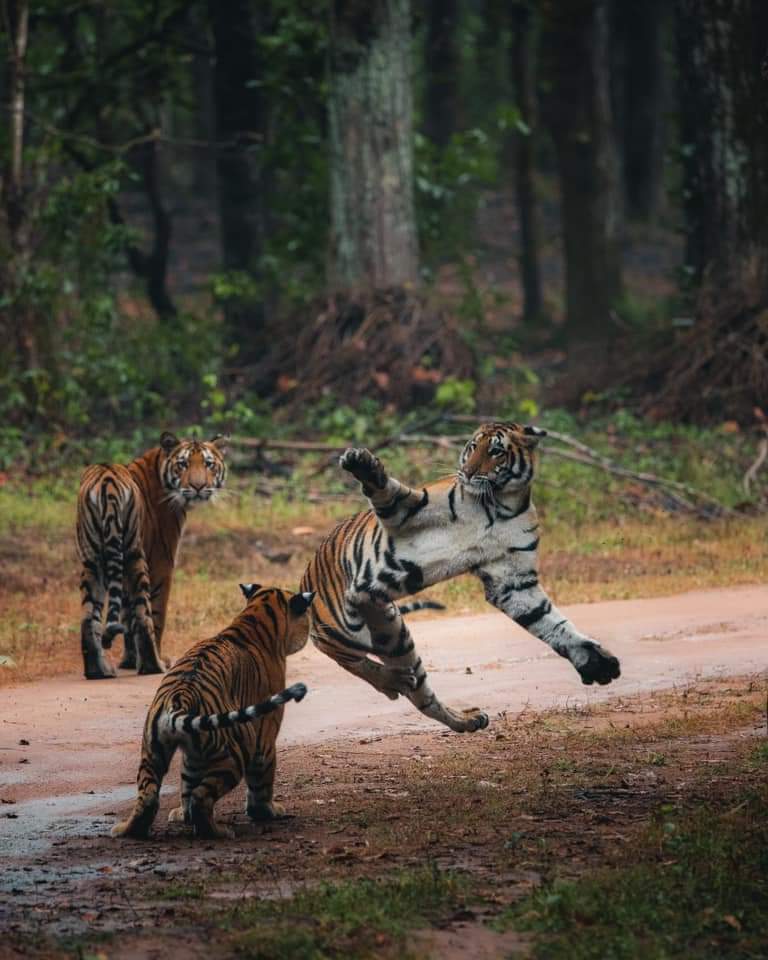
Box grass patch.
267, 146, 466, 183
226, 866, 466, 959
1, 408, 767, 684
498, 793, 768, 959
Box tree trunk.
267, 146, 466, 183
615, 0, 669, 221
209, 0, 266, 351
423, 0, 460, 147
510, 2, 543, 325
676, 0, 768, 298
329, 0, 419, 291
1, 0, 37, 386
543, 0, 623, 376
642, 0, 768, 420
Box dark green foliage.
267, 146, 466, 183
498, 794, 768, 959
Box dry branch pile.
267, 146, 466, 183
260, 287, 476, 409
634, 288, 768, 423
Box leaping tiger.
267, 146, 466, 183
76, 432, 227, 679
300, 421, 620, 733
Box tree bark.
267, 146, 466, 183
1, 0, 37, 383
543, 0, 623, 375
615, 0, 669, 221
676, 0, 768, 298
328, 0, 419, 291
510, 2, 543, 325
209, 0, 266, 349
423, 0, 460, 147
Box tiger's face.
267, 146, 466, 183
239, 584, 316, 655
160, 432, 227, 507
457, 421, 546, 496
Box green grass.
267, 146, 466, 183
226, 867, 466, 960
2, 408, 767, 682
497, 792, 768, 959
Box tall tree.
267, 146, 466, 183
542, 0, 623, 376
676, 0, 768, 297
509, 2, 543, 325
1, 0, 37, 390
209, 0, 266, 351
328, 0, 419, 291
652, 0, 768, 418
615, 0, 669, 221
423, 0, 459, 147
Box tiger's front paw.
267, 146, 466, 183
340, 448, 387, 491
571, 641, 621, 686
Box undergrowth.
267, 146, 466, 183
226, 867, 466, 960
499, 788, 768, 959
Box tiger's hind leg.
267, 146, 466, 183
112, 736, 175, 839
180, 754, 239, 840
80, 562, 117, 680
366, 606, 489, 734
124, 548, 164, 675
245, 746, 286, 821
117, 592, 137, 671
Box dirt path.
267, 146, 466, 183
1, 585, 765, 825
1, 585, 767, 956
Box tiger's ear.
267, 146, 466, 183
210, 433, 229, 454
521, 425, 547, 448
289, 591, 315, 616
160, 431, 180, 454
239, 583, 261, 601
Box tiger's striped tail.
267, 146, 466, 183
172, 683, 308, 735
398, 600, 445, 616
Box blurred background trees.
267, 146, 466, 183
1, 0, 767, 460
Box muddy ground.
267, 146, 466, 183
1, 589, 767, 958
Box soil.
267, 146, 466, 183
0, 585, 766, 958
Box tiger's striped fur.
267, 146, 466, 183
300, 421, 620, 733
111, 585, 313, 840
76, 432, 226, 679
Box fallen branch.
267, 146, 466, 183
743, 408, 768, 497
743, 439, 768, 497
230, 416, 739, 518
231, 437, 344, 453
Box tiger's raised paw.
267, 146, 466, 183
340, 448, 388, 491
572, 641, 621, 686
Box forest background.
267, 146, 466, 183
2, 0, 767, 461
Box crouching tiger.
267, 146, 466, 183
300, 421, 620, 733
76, 432, 226, 679
112, 585, 313, 840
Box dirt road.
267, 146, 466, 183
1, 585, 765, 825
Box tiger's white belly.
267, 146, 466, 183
391, 496, 537, 591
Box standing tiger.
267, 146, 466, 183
300, 421, 620, 733
76, 432, 226, 679
111, 585, 313, 840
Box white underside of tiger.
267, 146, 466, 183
302, 426, 620, 734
